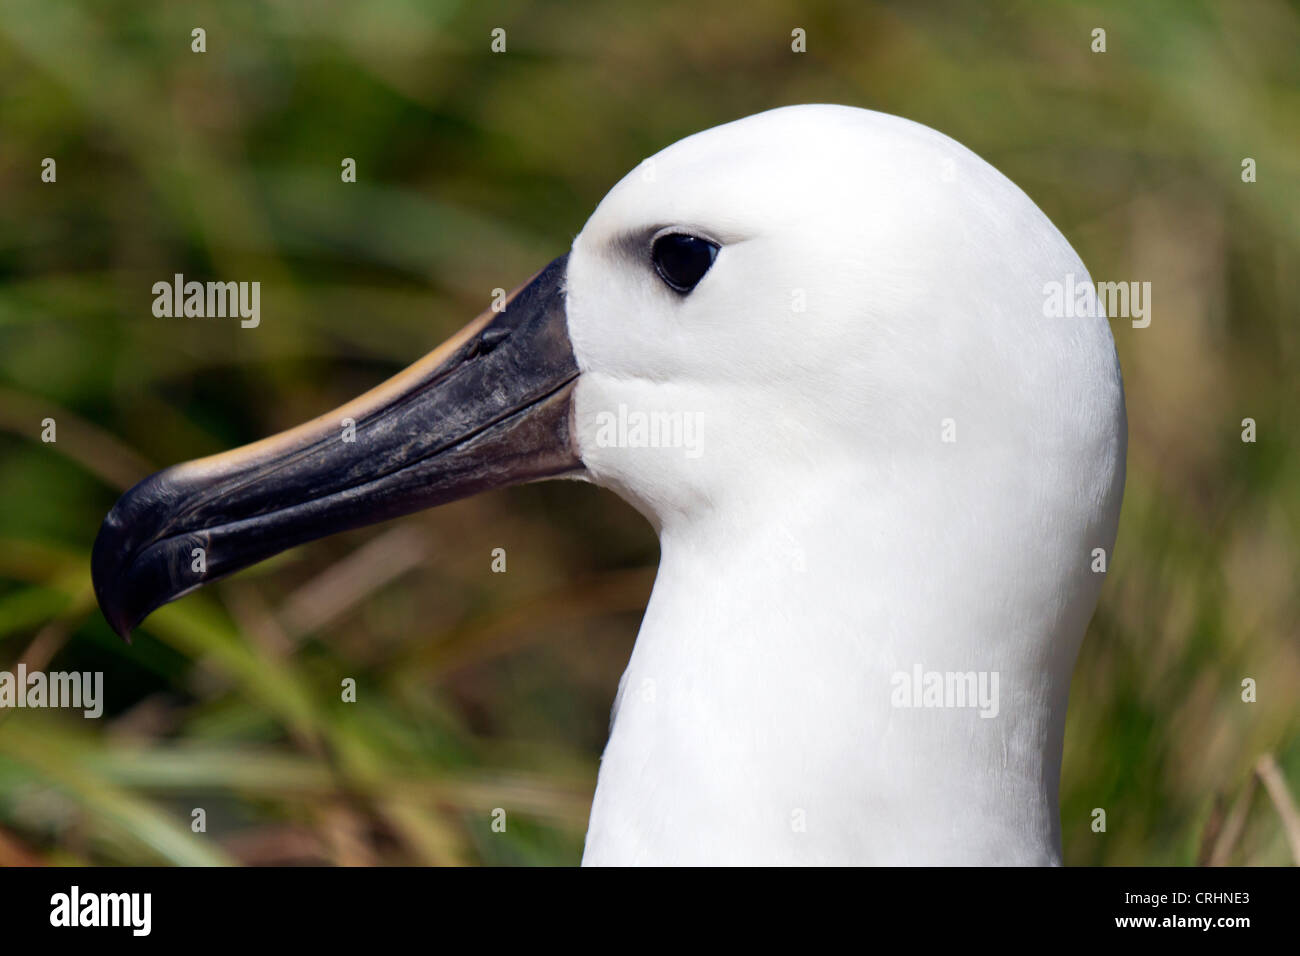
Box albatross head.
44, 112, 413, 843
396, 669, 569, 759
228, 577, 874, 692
93, 105, 1126, 865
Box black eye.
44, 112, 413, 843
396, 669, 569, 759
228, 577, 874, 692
651, 233, 719, 294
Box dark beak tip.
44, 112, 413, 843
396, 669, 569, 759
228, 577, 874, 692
89, 253, 579, 645
91, 514, 136, 642
91, 462, 199, 641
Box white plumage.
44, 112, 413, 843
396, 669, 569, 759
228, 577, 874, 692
564, 105, 1126, 864
90, 103, 1126, 866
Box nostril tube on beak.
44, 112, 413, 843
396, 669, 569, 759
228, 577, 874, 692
478, 326, 512, 356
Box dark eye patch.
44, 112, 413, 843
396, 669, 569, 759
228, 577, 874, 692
651, 233, 719, 294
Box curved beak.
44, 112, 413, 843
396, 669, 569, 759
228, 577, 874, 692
92, 254, 581, 640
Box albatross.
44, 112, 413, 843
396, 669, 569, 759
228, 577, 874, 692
92, 104, 1127, 865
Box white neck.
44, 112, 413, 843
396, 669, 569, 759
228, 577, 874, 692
582, 461, 1100, 865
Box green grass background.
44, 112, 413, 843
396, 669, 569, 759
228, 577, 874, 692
0, 0, 1297, 865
